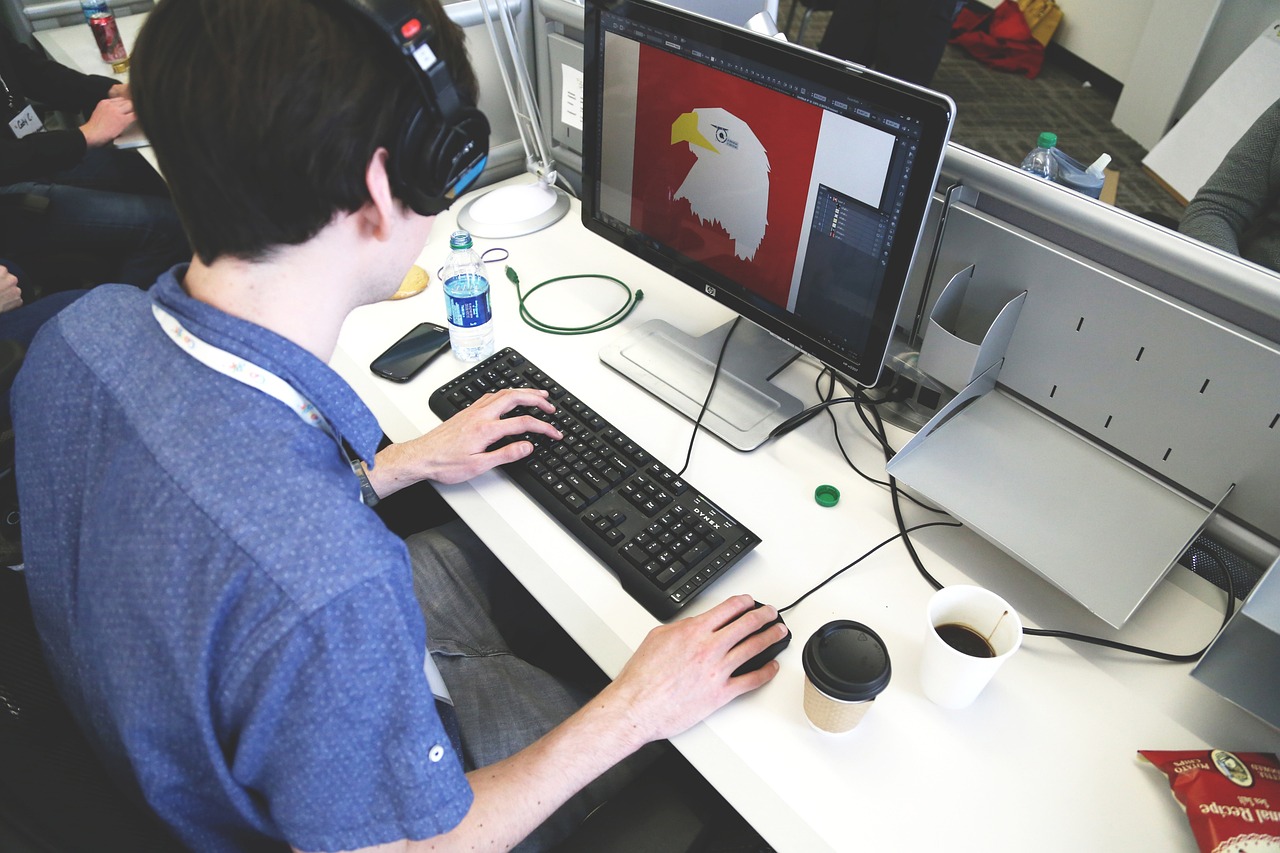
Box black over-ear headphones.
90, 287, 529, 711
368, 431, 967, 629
323, 0, 490, 215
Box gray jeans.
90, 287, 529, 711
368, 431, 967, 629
406, 521, 657, 851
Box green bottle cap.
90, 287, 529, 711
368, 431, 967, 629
815, 484, 840, 508
1037, 132, 1057, 149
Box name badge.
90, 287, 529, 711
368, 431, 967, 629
8, 105, 42, 139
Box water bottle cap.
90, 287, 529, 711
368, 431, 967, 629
449, 230, 473, 250
1037, 132, 1057, 149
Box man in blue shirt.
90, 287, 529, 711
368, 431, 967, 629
11, 0, 786, 851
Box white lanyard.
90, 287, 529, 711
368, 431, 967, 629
151, 303, 333, 438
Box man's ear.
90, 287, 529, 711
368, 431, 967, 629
361, 147, 399, 241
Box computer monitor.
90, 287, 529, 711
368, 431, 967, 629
582, 0, 955, 450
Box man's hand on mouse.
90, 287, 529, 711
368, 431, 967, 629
596, 594, 788, 747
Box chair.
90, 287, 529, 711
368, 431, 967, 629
0, 339, 25, 567
562, 749, 775, 852
0, 568, 186, 852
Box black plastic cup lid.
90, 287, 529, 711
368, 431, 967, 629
802, 620, 891, 702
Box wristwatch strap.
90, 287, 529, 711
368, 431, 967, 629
351, 459, 380, 507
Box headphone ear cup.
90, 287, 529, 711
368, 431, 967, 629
390, 103, 490, 216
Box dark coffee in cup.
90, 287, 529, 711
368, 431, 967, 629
936, 622, 995, 658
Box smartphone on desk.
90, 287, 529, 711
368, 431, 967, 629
370, 321, 451, 382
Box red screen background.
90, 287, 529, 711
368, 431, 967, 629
629, 45, 824, 309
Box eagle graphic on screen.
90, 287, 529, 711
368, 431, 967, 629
670, 108, 770, 261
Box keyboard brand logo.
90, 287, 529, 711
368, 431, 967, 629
704, 284, 717, 297
690, 496, 734, 530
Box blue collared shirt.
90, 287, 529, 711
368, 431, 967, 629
13, 270, 473, 852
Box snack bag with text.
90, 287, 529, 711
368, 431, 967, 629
1140, 750, 1280, 853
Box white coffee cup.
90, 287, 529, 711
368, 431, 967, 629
920, 585, 1022, 709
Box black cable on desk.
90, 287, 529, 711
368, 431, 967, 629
805, 369, 949, 515
856, 395, 1237, 663
675, 316, 740, 478
776, 520, 962, 615
1020, 550, 1236, 663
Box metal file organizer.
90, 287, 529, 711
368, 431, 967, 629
1192, 553, 1280, 727
885, 202, 1276, 628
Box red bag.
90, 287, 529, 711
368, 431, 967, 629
1140, 750, 1280, 853
949, 0, 1046, 79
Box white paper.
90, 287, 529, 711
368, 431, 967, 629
560, 64, 584, 132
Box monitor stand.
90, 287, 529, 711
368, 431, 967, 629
599, 318, 805, 451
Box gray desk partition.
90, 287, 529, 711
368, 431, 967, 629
885, 145, 1280, 724
444, 0, 537, 190
1192, 553, 1280, 728
888, 144, 1280, 628
534, 0, 772, 196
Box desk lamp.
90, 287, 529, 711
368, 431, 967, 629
455, 0, 571, 238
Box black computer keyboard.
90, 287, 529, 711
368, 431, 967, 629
428, 348, 760, 620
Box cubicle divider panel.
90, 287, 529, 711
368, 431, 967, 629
448, 0, 533, 189
925, 202, 1280, 547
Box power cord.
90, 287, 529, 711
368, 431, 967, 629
675, 316, 741, 478
504, 265, 644, 336
855, 392, 1237, 663
776, 520, 963, 615
815, 370, 948, 514
767, 365, 915, 441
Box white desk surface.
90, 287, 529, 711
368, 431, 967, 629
333, 179, 1280, 852
32, 14, 153, 166
31, 13, 145, 75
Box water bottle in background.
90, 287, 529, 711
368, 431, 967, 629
1019, 132, 1060, 181
79, 0, 109, 22
80, 0, 129, 72
442, 230, 495, 362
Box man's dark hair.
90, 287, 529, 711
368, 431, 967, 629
132, 0, 478, 264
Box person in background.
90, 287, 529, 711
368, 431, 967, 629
12, 1, 785, 851
0, 260, 83, 351
0, 258, 85, 429
0, 22, 187, 287
817, 0, 961, 86
1179, 97, 1280, 274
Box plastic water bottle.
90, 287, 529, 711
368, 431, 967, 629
79, 0, 110, 22
1019, 132, 1060, 181
442, 230, 494, 362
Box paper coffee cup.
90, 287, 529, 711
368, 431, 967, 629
919, 585, 1022, 709
801, 621, 891, 733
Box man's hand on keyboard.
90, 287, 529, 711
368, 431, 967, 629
366, 389, 562, 496
598, 594, 785, 746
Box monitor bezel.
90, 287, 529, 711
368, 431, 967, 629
581, 0, 955, 387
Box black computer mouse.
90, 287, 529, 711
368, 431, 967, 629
732, 602, 791, 677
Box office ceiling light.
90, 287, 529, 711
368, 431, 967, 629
456, 0, 571, 238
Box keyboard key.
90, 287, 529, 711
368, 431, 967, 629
654, 564, 684, 588
428, 348, 760, 620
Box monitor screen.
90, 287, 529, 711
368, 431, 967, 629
582, 0, 954, 447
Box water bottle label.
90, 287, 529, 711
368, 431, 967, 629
447, 291, 491, 329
